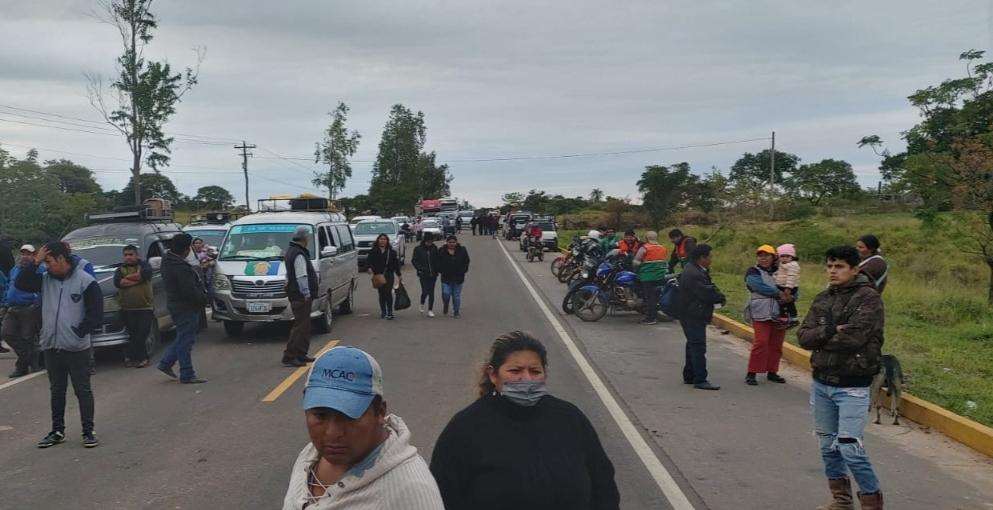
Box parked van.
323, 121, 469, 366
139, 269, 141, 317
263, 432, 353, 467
62, 199, 183, 355
211, 197, 357, 336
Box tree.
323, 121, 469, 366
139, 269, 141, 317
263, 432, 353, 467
947, 135, 993, 302
338, 194, 373, 216
729, 149, 800, 187
313, 102, 361, 200
87, 0, 203, 206
501, 192, 524, 209
0, 157, 94, 241
44, 159, 102, 194
522, 190, 550, 214
117, 172, 180, 206
786, 159, 861, 205
637, 163, 699, 227
687, 169, 729, 213
193, 185, 234, 210
589, 188, 604, 204
603, 197, 629, 229
416, 151, 453, 201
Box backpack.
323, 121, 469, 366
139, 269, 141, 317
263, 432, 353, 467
659, 277, 681, 319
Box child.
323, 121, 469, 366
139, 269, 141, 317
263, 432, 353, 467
774, 243, 800, 327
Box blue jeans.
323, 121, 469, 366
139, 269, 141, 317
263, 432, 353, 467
159, 310, 200, 381
441, 282, 463, 315
811, 380, 880, 494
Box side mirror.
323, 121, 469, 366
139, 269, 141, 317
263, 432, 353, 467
149, 256, 162, 271
321, 246, 338, 258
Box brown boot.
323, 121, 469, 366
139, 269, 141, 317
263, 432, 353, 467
816, 478, 855, 510
858, 491, 883, 510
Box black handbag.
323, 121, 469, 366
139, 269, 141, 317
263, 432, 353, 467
394, 283, 411, 311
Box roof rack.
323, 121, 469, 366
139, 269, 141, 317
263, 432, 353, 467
87, 198, 174, 223
257, 194, 339, 213
189, 211, 239, 225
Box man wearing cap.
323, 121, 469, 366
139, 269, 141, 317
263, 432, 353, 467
2, 244, 42, 378
282, 225, 317, 367
158, 233, 208, 384
283, 346, 444, 510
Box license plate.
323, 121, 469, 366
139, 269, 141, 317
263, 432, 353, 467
246, 301, 271, 313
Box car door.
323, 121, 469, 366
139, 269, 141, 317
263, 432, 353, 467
144, 236, 171, 330
316, 224, 335, 305
334, 224, 357, 295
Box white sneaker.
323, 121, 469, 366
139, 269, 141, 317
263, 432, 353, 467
427, 311, 435, 318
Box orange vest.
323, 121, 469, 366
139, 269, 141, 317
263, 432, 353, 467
675, 237, 692, 259
642, 243, 669, 261
618, 240, 641, 254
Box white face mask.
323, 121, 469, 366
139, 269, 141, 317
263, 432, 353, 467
500, 380, 548, 407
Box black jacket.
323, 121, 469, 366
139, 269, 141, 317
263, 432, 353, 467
162, 251, 207, 313
677, 262, 726, 322
284, 241, 317, 301
412, 243, 439, 278
430, 393, 619, 510
366, 245, 401, 277
436, 245, 470, 284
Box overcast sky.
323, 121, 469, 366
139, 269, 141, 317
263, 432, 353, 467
1, 1, 991, 208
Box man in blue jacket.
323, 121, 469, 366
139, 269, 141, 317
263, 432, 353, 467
2, 244, 42, 378
16, 241, 103, 448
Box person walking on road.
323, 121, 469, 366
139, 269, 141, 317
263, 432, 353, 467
799, 246, 885, 510
677, 244, 726, 390
113, 245, 154, 368
2, 245, 41, 378
632, 231, 669, 325
435, 235, 469, 318
282, 346, 444, 510
430, 331, 619, 510
470, 216, 478, 236
16, 242, 103, 448
158, 234, 208, 384
667, 229, 697, 273
856, 234, 888, 294
283, 226, 317, 367
744, 244, 790, 386
367, 234, 401, 320
412, 233, 439, 317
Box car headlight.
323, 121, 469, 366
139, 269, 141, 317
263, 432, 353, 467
214, 274, 231, 291
103, 296, 120, 314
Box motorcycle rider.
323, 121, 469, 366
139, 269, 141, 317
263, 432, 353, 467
583, 230, 606, 261
633, 231, 670, 325
527, 223, 543, 253
617, 230, 641, 256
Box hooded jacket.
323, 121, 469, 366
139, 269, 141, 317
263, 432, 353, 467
162, 250, 207, 314
282, 414, 443, 510
797, 273, 884, 387
411, 243, 439, 279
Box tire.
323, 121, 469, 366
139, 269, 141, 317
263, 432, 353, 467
562, 286, 578, 314
557, 265, 576, 283
538, 251, 544, 262
315, 294, 333, 333
223, 320, 244, 336
145, 319, 161, 356
337, 281, 355, 315
550, 257, 565, 275
573, 288, 608, 322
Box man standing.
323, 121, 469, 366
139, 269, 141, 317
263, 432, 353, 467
282, 226, 317, 368
798, 246, 885, 510
632, 231, 669, 325
16, 242, 102, 448
158, 234, 208, 384
677, 244, 725, 390
2, 245, 41, 378
470, 216, 478, 236
113, 245, 154, 368
668, 229, 697, 273
435, 235, 470, 318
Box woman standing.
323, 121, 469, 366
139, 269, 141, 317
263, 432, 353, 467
435, 236, 470, 318
856, 234, 888, 294
367, 234, 402, 319
744, 245, 790, 386
412, 233, 439, 317
430, 331, 619, 510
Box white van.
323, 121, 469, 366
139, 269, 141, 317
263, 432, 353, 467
211, 200, 357, 336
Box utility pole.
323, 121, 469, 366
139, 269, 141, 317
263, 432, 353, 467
769, 131, 776, 218
234, 141, 256, 212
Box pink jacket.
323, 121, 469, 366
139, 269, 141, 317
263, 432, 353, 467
774, 260, 800, 288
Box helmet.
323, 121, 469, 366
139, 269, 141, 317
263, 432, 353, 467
587, 229, 602, 240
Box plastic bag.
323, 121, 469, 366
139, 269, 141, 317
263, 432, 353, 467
394, 283, 411, 310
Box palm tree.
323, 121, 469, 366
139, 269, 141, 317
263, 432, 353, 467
589, 188, 604, 204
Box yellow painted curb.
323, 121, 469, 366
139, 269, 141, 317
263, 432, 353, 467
711, 313, 993, 459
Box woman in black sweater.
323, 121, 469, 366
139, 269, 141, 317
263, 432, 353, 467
366, 234, 401, 319
430, 331, 619, 510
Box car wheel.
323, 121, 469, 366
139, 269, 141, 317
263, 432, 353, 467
145, 319, 161, 356
223, 320, 244, 336
338, 281, 355, 315
315, 294, 333, 333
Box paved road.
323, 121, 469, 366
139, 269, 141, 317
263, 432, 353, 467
1, 234, 991, 509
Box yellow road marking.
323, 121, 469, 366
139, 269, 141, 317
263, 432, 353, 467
262, 339, 340, 403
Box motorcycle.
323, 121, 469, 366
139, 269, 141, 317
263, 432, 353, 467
561, 253, 608, 314
571, 257, 650, 322
526, 237, 544, 263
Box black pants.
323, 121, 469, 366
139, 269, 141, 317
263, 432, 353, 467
681, 318, 709, 384
419, 275, 437, 310
377, 274, 395, 317
642, 281, 661, 319
2, 305, 41, 372
778, 286, 799, 318
284, 298, 313, 361
121, 309, 153, 362
45, 349, 94, 435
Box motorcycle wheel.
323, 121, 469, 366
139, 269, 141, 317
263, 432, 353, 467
562, 285, 578, 314
538, 251, 544, 262
557, 265, 576, 283
573, 288, 608, 322
527, 250, 534, 262
550, 257, 565, 275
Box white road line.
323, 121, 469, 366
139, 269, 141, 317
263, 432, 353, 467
0, 370, 47, 391
497, 240, 695, 510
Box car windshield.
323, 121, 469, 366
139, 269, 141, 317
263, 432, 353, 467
186, 229, 227, 248
220, 224, 312, 261
353, 222, 397, 235
67, 236, 141, 271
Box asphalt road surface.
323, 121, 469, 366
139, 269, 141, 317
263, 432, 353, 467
1, 234, 992, 509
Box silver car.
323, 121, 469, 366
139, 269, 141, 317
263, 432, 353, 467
352, 219, 406, 270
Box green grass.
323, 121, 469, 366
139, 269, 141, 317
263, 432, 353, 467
561, 214, 993, 427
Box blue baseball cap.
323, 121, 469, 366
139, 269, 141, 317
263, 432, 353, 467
303, 346, 384, 419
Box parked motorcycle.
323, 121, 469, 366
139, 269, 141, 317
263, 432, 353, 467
526, 237, 544, 262
571, 258, 650, 322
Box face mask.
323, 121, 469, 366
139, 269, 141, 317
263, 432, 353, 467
500, 380, 548, 407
